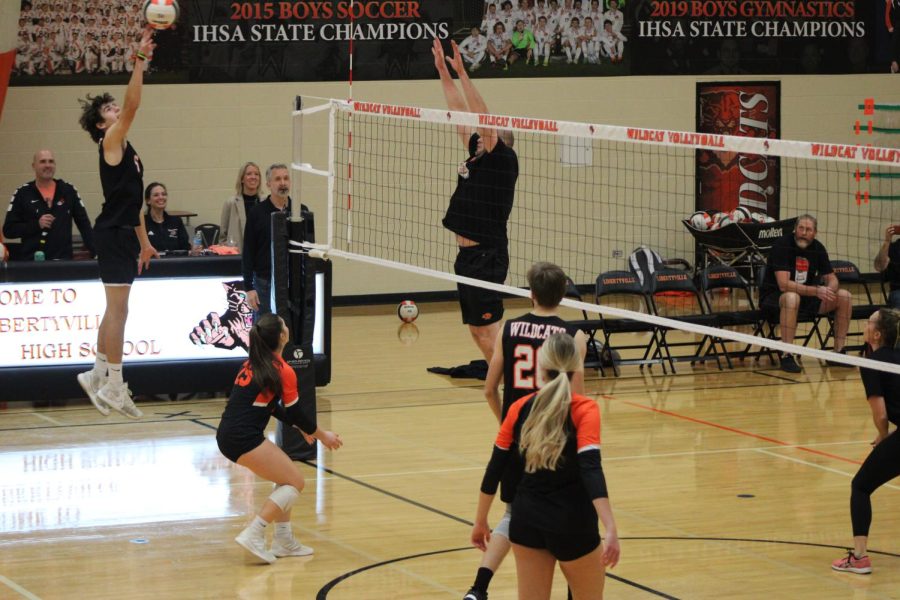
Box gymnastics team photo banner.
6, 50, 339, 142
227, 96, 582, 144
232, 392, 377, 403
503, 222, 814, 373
10, 0, 900, 85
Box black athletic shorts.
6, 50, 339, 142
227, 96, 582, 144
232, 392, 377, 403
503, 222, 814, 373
509, 516, 601, 562
216, 426, 265, 463
760, 292, 822, 322
454, 245, 508, 326
95, 226, 140, 285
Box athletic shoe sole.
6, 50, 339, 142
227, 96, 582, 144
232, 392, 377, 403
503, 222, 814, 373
235, 533, 277, 564
78, 372, 110, 416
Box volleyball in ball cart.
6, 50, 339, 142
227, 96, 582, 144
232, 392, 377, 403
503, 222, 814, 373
731, 206, 753, 223
398, 300, 419, 323
688, 210, 713, 231
751, 211, 776, 223
714, 211, 734, 228
143, 0, 179, 30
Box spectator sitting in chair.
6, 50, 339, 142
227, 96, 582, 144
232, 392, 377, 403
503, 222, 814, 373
143, 182, 190, 255
874, 223, 900, 308
759, 213, 853, 373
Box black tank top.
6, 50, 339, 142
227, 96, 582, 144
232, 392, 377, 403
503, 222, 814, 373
95, 139, 144, 230
501, 313, 580, 418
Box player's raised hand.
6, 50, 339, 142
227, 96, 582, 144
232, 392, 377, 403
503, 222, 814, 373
432, 38, 448, 73
139, 26, 156, 60
445, 40, 465, 75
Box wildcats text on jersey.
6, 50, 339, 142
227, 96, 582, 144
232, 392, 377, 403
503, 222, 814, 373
508, 321, 569, 339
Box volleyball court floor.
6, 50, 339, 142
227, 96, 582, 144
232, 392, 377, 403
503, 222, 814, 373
1, 300, 898, 599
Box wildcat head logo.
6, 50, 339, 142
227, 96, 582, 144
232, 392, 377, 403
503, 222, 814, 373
189, 280, 254, 350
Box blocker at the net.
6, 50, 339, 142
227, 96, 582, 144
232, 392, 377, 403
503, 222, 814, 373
291, 96, 900, 375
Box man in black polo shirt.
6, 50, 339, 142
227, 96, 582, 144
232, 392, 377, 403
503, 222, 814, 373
760, 213, 852, 373
242, 163, 309, 318
3, 149, 95, 260
433, 38, 519, 361
874, 224, 900, 308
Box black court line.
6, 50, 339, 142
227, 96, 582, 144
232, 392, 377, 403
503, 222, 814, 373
299, 460, 472, 526
316, 546, 679, 600
191, 419, 218, 431
622, 536, 900, 559
755, 370, 808, 383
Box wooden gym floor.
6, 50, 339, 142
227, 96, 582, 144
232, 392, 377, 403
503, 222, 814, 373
1, 300, 898, 599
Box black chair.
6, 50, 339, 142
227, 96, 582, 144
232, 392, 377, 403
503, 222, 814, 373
194, 223, 220, 248
594, 270, 666, 377
821, 260, 881, 352
564, 278, 606, 374
698, 264, 776, 366
648, 267, 724, 372
757, 265, 831, 365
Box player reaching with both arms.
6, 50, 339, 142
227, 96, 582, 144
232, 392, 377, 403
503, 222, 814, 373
77, 27, 159, 418
463, 262, 588, 600
433, 38, 519, 363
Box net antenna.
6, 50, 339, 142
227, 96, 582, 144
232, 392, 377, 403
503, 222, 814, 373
291, 97, 900, 374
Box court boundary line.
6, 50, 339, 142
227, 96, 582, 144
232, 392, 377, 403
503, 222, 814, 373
315, 546, 680, 600
0, 574, 42, 600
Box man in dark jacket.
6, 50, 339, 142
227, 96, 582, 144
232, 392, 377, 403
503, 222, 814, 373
3, 149, 95, 260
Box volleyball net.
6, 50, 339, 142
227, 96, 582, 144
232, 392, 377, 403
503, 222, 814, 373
291, 97, 900, 374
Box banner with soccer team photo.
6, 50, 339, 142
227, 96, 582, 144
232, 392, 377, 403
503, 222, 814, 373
10, 0, 900, 84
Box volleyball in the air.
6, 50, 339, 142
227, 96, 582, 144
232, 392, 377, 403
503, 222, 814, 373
397, 300, 419, 323
688, 211, 712, 231
143, 0, 180, 30
731, 206, 753, 223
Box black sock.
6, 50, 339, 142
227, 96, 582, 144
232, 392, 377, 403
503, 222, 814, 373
473, 567, 494, 592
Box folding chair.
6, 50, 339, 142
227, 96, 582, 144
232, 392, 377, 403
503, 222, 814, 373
648, 267, 724, 372
820, 260, 882, 352
698, 264, 776, 367
757, 265, 831, 366
563, 278, 606, 374
594, 270, 666, 377
194, 223, 220, 248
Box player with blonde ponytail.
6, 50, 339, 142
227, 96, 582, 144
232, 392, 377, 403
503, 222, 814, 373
473, 333, 619, 599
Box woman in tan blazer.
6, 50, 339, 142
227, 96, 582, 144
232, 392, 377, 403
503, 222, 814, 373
220, 162, 262, 251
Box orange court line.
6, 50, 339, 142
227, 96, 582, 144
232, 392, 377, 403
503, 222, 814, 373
616, 398, 862, 466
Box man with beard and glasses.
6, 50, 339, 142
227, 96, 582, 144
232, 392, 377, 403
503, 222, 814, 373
759, 213, 853, 373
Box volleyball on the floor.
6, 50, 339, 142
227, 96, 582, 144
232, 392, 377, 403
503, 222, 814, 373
397, 300, 419, 323
731, 206, 753, 223
688, 210, 713, 230
143, 0, 180, 29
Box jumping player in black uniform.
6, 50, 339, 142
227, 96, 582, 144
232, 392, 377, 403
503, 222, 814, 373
473, 333, 619, 600
218, 313, 342, 564
831, 308, 900, 575
76, 27, 159, 419
463, 262, 587, 600
433, 38, 519, 363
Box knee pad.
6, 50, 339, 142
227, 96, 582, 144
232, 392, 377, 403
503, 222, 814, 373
269, 484, 300, 512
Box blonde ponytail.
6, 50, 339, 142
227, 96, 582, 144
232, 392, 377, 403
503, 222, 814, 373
519, 333, 582, 473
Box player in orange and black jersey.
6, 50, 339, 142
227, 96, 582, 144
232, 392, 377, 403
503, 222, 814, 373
217, 313, 342, 565
473, 333, 619, 600
463, 262, 587, 600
